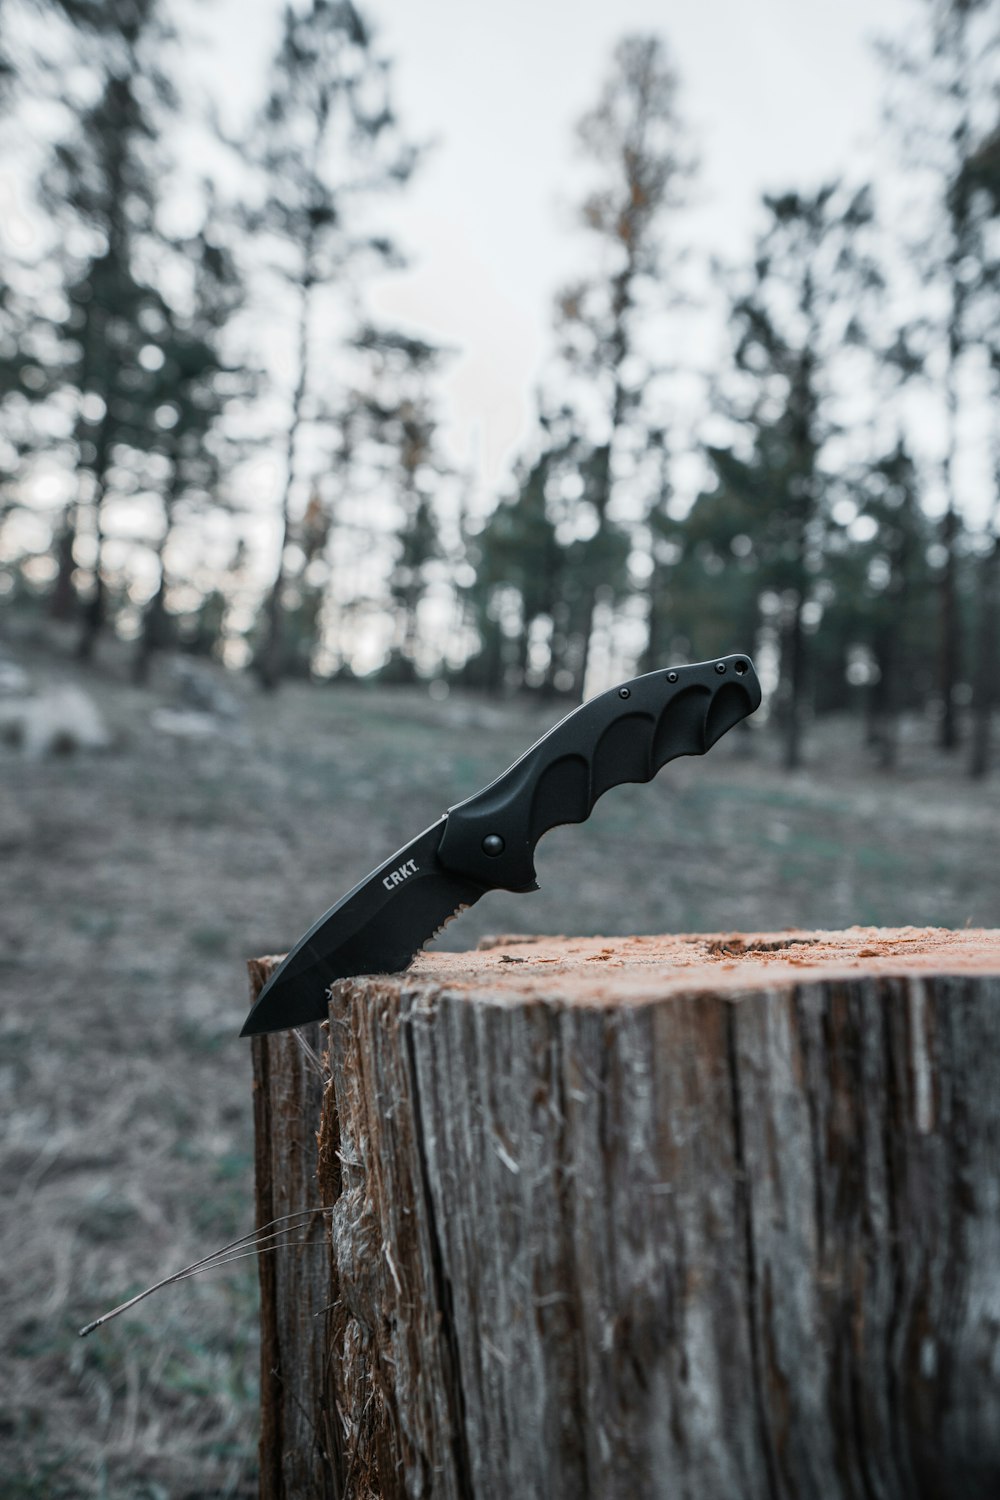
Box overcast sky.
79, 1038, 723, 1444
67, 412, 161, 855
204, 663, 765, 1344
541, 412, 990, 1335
192, 0, 914, 494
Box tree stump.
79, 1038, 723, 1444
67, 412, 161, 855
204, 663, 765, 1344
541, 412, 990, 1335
249, 929, 1000, 1500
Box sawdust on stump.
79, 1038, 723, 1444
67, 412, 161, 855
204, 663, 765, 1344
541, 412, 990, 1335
428, 923, 1000, 996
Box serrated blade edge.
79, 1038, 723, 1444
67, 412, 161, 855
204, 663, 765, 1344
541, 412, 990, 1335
241, 818, 488, 1036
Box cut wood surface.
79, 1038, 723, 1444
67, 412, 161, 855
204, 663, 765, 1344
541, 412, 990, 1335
251, 928, 1000, 1500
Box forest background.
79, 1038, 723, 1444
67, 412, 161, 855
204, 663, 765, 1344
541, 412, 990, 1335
0, 0, 997, 770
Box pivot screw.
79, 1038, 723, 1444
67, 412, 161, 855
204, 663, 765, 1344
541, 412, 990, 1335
715, 662, 727, 674
734, 659, 748, 675
666, 670, 678, 683
618, 686, 631, 699
482, 834, 505, 857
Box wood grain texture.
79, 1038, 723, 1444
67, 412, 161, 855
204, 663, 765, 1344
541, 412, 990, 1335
250, 929, 1000, 1500
250, 959, 339, 1499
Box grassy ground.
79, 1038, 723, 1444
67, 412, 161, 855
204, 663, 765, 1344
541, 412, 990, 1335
1, 640, 997, 1496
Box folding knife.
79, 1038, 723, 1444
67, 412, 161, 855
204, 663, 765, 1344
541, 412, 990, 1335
241, 654, 761, 1037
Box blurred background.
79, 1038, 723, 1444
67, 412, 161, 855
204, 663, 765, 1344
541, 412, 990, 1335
1, 0, 998, 1494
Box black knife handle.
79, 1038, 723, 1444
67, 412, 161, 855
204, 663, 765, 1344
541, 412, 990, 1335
436, 654, 761, 892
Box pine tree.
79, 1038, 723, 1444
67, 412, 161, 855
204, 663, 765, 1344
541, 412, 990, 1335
0, 280, 53, 519
950, 117, 1000, 776
707, 184, 883, 768
660, 460, 762, 670
39, 0, 175, 658
465, 404, 582, 694
549, 33, 694, 697
247, 0, 417, 691
638, 433, 690, 673
878, 0, 1000, 748
349, 328, 446, 683
853, 440, 936, 768
132, 223, 247, 680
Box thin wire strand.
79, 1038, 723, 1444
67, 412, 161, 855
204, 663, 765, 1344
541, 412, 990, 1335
78, 1207, 333, 1336
292, 1029, 326, 1076
168, 1221, 332, 1278
168, 1239, 321, 1281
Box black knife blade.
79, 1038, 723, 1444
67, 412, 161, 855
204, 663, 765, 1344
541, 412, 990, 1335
241, 653, 761, 1037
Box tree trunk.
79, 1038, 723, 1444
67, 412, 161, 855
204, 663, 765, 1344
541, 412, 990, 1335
869, 619, 898, 771
132, 571, 169, 684
76, 430, 113, 663
251, 928, 1000, 1500
780, 589, 806, 771
134, 471, 184, 684
969, 529, 998, 780
937, 504, 962, 751
256, 267, 312, 694
48, 515, 78, 623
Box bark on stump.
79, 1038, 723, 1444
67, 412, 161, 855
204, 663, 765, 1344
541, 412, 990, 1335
249, 929, 1000, 1500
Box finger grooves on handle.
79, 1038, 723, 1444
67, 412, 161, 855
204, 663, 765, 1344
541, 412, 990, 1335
704, 680, 753, 747
528, 752, 590, 844
651, 684, 711, 771
591, 711, 656, 800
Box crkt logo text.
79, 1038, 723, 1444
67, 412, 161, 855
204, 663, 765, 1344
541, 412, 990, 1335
383, 858, 418, 891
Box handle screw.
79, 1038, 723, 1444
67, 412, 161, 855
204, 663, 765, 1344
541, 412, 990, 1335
482, 834, 505, 857
618, 686, 631, 699
666, 670, 678, 683
715, 662, 727, 674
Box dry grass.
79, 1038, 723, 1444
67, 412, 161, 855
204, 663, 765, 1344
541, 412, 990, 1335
1, 639, 997, 1494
